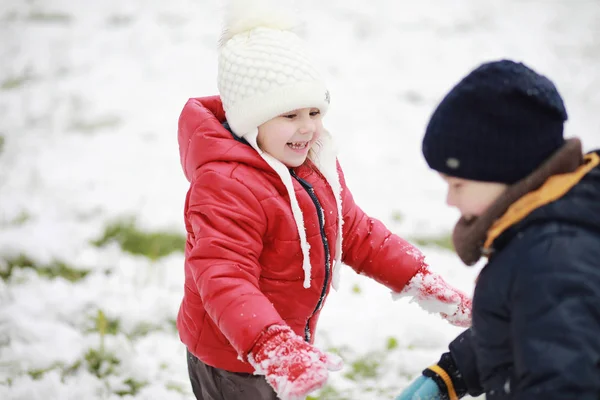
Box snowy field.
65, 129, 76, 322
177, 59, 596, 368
1, 0, 599, 399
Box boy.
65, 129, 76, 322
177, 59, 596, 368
396, 60, 600, 399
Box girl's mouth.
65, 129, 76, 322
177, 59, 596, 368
287, 141, 308, 150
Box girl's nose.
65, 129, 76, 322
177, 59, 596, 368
298, 119, 315, 135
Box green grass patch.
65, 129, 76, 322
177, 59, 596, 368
115, 378, 147, 396
325, 344, 351, 359
343, 353, 381, 382
307, 385, 350, 400
166, 382, 188, 394
1, 74, 33, 91
28, 11, 71, 23
23, 351, 146, 397
92, 218, 185, 260
128, 322, 163, 339
87, 311, 121, 336
22, 311, 149, 397
83, 313, 147, 395
38, 261, 89, 281
319, 340, 409, 398
127, 320, 178, 339
9, 211, 31, 226
62, 360, 83, 377
85, 310, 120, 377
386, 337, 399, 351
27, 367, 50, 380
168, 318, 177, 332
69, 115, 122, 134
107, 15, 134, 27
1, 254, 89, 282
25, 359, 82, 382
85, 348, 120, 378
391, 210, 404, 223
410, 233, 454, 251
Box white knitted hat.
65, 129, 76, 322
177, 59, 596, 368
217, 0, 343, 290
218, 0, 330, 136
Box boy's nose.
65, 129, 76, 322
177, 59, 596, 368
446, 191, 456, 207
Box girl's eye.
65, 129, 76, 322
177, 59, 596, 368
310, 110, 321, 117
283, 114, 296, 119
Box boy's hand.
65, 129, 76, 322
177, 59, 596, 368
397, 352, 467, 400
395, 376, 442, 400
394, 266, 472, 327
248, 325, 342, 400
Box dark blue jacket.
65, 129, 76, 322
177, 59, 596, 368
450, 151, 600, 399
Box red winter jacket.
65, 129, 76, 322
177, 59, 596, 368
176, 96, 425, 373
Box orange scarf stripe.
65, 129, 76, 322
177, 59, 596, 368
484, 153, 600, 250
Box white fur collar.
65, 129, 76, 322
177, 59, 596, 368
243, 129, 343, 290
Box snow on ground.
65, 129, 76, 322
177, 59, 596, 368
1, 0, 599, 398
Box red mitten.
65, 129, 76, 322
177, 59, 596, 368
248, 325, 342, 400
394, 266, 472, 328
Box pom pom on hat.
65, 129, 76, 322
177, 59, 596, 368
219, 0, 299, 46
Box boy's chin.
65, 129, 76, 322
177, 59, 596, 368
462, 214, 477, 223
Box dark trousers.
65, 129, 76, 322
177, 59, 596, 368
187, 350, 278, 400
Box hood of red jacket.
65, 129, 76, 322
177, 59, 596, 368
177, 96, 271, 181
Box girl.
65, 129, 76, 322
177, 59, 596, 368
176, 1, 472, 399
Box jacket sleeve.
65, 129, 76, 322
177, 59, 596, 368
186, 170, 285, 357
447, 329, 484, 397
509, 232, 600, 400
338, 163, 425, 292
419, 329, 483, 398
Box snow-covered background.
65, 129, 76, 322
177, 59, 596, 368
1, 0, 599, 399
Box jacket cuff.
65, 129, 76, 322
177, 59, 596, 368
422, 352, 467, 400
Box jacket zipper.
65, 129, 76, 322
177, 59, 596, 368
290, 170, 331, 342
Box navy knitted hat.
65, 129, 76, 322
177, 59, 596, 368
422, 60, 568, 184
